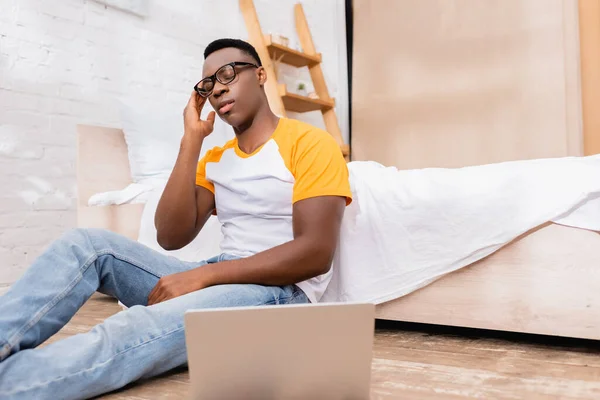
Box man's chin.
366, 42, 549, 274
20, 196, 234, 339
219, 111, 240, 127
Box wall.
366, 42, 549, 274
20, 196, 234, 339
0, 0, 348, 293
351, 0, 583, 170
579, 0, 600, 156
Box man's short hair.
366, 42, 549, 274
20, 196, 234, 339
204, 38, 262, 67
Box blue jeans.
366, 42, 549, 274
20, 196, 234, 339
0, 228, 309, 399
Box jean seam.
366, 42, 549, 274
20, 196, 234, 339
0, 340, 9, 361
256, 288, 306, 306
4, 295, 277, 396
3, 230, 166, 359
291, 291, 304, 303
95, 249, 163, 278
4, 252, 99, 358
3, 324, 186, 396
271, 287, 304, 305
87, 228, 164, 279
294, 286, 310, 303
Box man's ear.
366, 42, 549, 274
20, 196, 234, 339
256, 66, 268, 86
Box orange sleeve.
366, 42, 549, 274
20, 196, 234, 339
195, 150, 215, 194
291, 129, 352, 205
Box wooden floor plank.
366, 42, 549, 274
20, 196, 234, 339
32, 294, 600, 399
373, 339, 600, 381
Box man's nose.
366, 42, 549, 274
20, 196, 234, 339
212, 82, 228, 98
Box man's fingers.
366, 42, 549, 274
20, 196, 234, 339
186, 91, 206, 116
148, 282, 159, 297
206, 111, 216, 127
153, 292, 168, 305
147, 283, 161, 305
195, 93, 206, 117
187, 91, 197, 109
149, 291, 161, 306
147, 289, 155, 304
147, 292, 156, 306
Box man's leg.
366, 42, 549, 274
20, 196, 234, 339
0, 227, 202, 361
0, 281, 309, 400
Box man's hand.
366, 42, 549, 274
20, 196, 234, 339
147, 269, 206, 305
154, 93, 217, 251
184, 91, 216, 138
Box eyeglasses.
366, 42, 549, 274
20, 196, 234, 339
194, 61, 259, 97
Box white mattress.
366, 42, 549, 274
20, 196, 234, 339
115, 155, 600, 304
321, 155, 600, 304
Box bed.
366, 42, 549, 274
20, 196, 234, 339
77, 124, 600, 341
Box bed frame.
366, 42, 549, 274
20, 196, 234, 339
77, 124, 600, 341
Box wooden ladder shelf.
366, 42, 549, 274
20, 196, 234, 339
239, 0, 350, 159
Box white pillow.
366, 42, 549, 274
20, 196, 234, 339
118, 97, 235, 186
137, 183, 224, 262
118, 98, 183, 185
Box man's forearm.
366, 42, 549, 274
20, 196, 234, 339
147, 196, 346, 305
155, 133, 204, 246
195, 237, 333, 288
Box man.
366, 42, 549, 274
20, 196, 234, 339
0, 38, 352, 399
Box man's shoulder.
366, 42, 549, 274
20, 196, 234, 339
201, 138, 237, 164
278, 118, 337, 146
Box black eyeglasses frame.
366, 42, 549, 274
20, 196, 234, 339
194, 61, 259, 97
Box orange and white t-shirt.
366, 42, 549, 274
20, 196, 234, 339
195, 117, 352, 303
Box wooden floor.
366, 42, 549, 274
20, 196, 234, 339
44, 294, 600, 399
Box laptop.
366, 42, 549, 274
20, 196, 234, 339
183, 302, 375, 400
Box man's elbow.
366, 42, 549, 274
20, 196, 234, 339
310, 244, 336, 276
156, 237, 178, 251
155, 217, 195, 251
156, 231, 185, 251
315, 261, 332, 276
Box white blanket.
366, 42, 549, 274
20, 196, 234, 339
87, 182, 162, 206
134, 155, 600, 305
320, 155, 600, 304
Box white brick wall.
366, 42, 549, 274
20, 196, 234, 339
0, 0, 349, 293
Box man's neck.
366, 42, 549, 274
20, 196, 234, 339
234, 107, 280, 154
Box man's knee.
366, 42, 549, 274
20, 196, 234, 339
59, 227, 97, 246
56, 228, 122, 259
59, 227, 118, 245
58, 227, 88, 245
